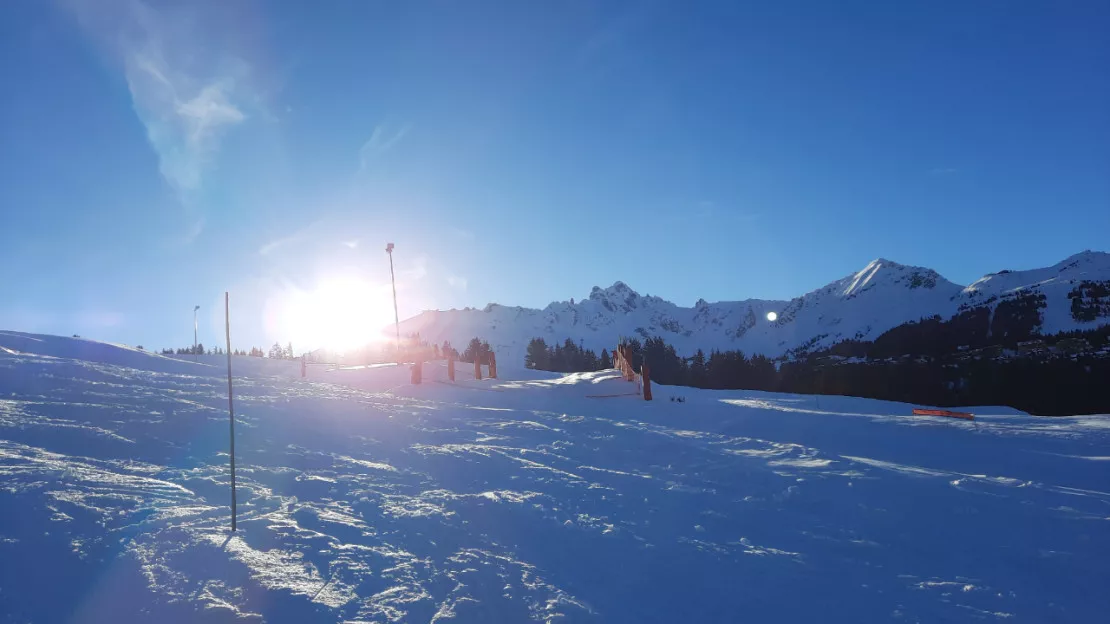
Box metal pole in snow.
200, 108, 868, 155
194, 305, 200, 361
224, 292, 237, 531
386, 243, 400, 350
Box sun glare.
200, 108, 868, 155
276, 277, 394, 351
766, 311, 778, 322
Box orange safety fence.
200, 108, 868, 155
613, 344, 637, 382
612, 342, 651, 400
912, 408, 974, 421
438, 353, 497, 384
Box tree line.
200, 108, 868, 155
525, 337, 612, 372
160, 345, 271, 357
515, 322, 1110, 416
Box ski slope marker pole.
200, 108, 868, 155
225, 292, 237, 531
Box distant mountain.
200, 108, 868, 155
398, 251, 1110, 362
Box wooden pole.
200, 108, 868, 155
642, 362, 652, 401
224, 292, 237, 532
448, 355, 455, 382
474, 358, 482, 381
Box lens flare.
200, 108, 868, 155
269, 277, 394, 351
766, 311, 778, 322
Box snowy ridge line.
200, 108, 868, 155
397, 250, 1110, 359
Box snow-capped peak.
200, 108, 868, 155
1051, 250, 1110, 274
837, 258, 952, 298
588, 281, 643, 313
398, 251, 1110, 361
589, 280, 638, 299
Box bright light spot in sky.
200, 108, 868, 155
270, 277, 393, 351
766, 311, 778, 322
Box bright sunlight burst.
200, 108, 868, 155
271, 277, 394, 351
766, 311, 778, 322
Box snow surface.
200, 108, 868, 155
1, 331, 1108, 622
398, 251, 1110, 359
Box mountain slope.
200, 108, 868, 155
399, 251, 1110, 360
957, 250, 1110, 336
1, 333, 1108, 621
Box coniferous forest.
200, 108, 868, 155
518, 315, 1110, 416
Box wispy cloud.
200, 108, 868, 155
256, 218, 325, 256
67, 0, 257, 240
399, 254, 428, 283
446, 274, 468, 291
258, 234, 297, 256
357, 123, 412, 175
929, 167, 958, 176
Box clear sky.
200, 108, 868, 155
1, 0, 1108, 352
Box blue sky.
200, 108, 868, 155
1, 0, 1108, 352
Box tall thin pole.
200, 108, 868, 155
194, 305, 200, 361
387, 243, 400, 347
224, 292, 237, 531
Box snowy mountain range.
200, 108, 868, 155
398, 251, 1110, 361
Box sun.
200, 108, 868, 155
276, 277, 394, 352
766, 311, 778, 322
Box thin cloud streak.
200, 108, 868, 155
357, 123, 412, 175
67, 0, 257, 239
446, 274, 468, 291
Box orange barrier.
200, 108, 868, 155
613, 342, 652, 400
614, 344, 636, 382
912, 408, 974, 421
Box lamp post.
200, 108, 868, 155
194, 305, 201, 361
386, 243, 400, 348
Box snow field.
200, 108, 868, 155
0, 331, 1107, 622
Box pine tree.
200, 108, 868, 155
525, 338, 549, 370
462, 337, 486, 363
690, 349, 707, 387
582, 348, 599, 371
599, 348, 612, 369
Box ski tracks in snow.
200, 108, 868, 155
0, 352, 1108, 621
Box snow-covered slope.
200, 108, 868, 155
399, 251, 1110, 360
958, 250, 1110, 335
1, 332, 1108, 622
